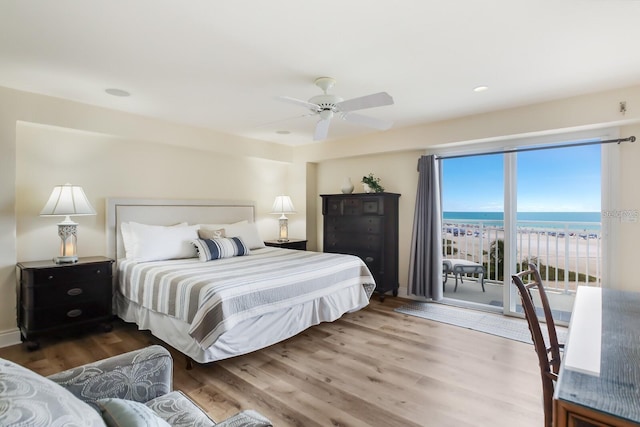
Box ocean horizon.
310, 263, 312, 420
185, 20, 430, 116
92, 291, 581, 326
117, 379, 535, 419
443, 211, 601, 230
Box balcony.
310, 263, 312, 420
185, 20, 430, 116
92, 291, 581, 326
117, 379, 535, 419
442, 218, 601, 318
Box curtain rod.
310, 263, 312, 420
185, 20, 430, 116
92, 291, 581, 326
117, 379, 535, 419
435, 135, 636, 160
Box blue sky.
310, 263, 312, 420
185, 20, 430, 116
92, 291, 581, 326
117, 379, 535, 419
441, 145, 601, 212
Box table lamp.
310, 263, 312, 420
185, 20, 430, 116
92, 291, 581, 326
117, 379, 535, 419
40, 183, 96, 263
270, 195, 296, 242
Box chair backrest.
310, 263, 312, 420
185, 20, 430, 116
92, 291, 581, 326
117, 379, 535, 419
512, 263, 562, 427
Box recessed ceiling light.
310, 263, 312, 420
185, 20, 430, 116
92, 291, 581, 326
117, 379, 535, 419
105, 88, 131, 97
276, 130, 291, 135
473, 86, 489, 93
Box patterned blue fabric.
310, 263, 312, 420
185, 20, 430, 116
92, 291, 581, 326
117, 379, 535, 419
47, 345, 172, 412
0, 359, 106, 427
145, 391, 215, 427
1, 345, 272, 427
192, 237, 249, 262
98, 398, 170, 427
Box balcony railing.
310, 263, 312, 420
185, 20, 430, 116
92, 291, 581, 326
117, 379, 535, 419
442, 219, 601, 294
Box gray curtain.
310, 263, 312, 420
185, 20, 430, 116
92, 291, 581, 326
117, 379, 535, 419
408, 155, 443, 299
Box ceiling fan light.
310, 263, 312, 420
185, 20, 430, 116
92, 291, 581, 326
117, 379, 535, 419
319, 110, 334, 120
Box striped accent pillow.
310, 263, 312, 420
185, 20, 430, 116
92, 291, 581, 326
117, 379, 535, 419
192, 237, 250, 262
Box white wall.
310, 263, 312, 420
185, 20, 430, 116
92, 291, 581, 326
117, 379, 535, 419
614, 122, 640, 291
2, 83, 640, 348
0, 99, 18, 348
15, 123, 292, 262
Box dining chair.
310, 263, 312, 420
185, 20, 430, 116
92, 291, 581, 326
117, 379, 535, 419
512, 263, 564, 427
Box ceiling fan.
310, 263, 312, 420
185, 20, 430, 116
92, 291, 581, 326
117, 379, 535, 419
277, 77, 394, 141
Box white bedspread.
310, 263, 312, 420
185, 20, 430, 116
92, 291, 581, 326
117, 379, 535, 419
118, 247, 375, 349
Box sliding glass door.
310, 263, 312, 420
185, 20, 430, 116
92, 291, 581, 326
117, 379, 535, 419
441, 153, 505, 309
441, 140, 604, 323
508, 144, 601, 322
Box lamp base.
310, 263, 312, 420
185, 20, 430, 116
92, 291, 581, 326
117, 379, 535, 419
55, 255, 78, 264
55, 218, 79, 264
277, 216, 289, 243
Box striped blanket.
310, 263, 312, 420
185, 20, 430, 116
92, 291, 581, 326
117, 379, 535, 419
118, 247, 375, 349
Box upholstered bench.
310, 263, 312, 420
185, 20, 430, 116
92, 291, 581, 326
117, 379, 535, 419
443, 258, 486, 292
0, 345, 272, 427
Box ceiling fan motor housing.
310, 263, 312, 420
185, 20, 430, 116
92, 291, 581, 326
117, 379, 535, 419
308, 94, 343, 112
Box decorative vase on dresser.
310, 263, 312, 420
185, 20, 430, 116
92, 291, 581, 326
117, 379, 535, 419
341, 177, 354, 194
321, 192, 400, 301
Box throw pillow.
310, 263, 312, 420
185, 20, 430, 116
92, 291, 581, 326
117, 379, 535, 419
197, 228, 225, 240
191, 237, 249, 262
97, 398, 170, 427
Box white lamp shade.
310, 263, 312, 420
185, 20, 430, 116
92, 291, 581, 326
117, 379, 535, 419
270, 195, 296, 214
40, 183, 96, 217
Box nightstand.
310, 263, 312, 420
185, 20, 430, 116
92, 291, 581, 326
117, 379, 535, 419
264, 239, 307, 251
16, 256, 115, 350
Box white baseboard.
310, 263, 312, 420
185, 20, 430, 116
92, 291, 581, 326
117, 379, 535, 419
0, 328, 21, 348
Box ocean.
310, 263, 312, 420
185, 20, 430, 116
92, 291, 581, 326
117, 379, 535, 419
443, 211, 601, 231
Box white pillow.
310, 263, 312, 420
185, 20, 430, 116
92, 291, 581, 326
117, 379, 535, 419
224, 222, 265, 249
126, 222, 199, 262
120, 222, 134, 259
197, 220, 248, 230
121, 222, 187, 259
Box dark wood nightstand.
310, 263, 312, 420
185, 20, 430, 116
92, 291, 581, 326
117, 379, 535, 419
16, 256, 115, 350
264, 239, 307, 250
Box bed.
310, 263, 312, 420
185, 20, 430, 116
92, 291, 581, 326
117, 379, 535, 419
106, 198, 375, 364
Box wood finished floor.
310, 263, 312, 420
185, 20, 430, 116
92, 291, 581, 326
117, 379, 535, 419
0, 298, 544, 426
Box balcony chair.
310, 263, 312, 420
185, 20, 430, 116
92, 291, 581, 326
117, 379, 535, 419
443, 258, 485, 292
512, 263, 564, 427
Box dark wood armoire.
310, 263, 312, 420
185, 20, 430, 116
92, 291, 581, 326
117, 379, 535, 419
321, 192, 400, 301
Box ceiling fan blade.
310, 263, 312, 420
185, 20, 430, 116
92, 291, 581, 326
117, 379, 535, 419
342, 112, 393, 130
276, 96, 320, 111
336, 92, 394, 112
314, 118, 331, 141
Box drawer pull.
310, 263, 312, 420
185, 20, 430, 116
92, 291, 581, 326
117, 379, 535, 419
67, 288, 83, 296
96, 269, 101, 274
48, 275, 54, 280
67, 309, 82, 318
365, 257, 374, 263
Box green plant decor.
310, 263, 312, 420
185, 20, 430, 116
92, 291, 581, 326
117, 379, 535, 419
361, 173, 385, 193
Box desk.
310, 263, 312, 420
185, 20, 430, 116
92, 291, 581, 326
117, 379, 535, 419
554, 287, 640, 426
